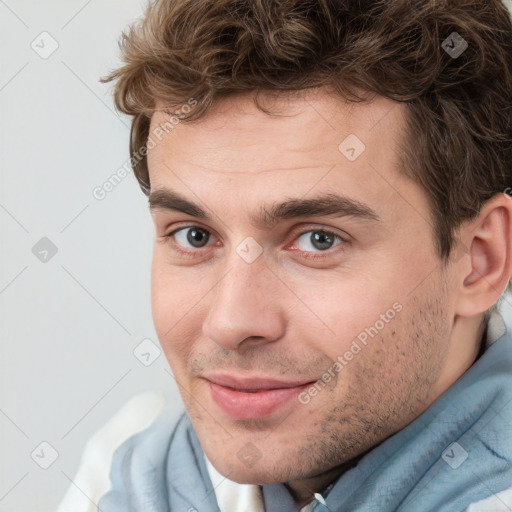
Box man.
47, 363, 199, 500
57, 0, 512, 510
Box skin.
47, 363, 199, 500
146, 87, 506, 506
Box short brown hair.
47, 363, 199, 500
101, 0, 512, 263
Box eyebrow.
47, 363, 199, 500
148, 188, 381, 227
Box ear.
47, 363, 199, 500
453, 193, 512, 317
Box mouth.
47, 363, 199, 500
203, 373, 316, 421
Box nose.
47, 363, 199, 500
202, 252, 287, 351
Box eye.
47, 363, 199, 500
166, 225, 213, 253
163, 224, 347, 260
292, 229, 345, 255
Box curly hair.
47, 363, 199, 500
101, 0, 512, 264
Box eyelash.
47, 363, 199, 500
163, 224, 347, 261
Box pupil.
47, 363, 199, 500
187, 228, 209, 247
312, 232, 332, 250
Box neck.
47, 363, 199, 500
284, 445, 374, 507
422, 312, 486, 410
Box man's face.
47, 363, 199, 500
148, 89, 456, 484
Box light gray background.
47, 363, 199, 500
2, 1, 512, 512
0, 1, 184, 511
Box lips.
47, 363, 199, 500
204, 373, 314, 420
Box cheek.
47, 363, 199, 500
150, 258, 171, 334
150, 255, 199, 361
304, 277, 397, 360
150, 249, 197, 325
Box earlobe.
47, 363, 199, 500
454, 193, 512, 317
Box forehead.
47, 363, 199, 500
154, 89, 402, 151
152, 90, 404, 156
146, 89, 418, 223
